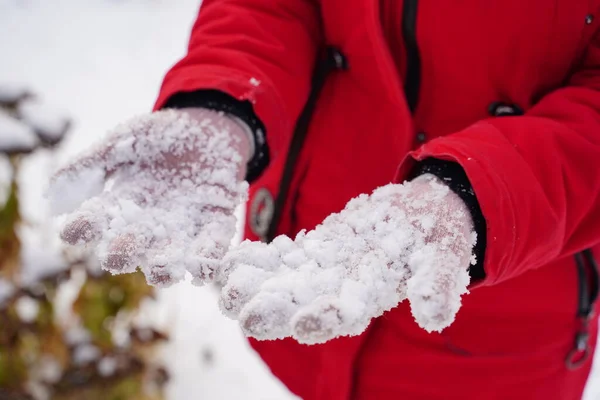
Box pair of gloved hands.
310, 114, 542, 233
47, 108, 476, 344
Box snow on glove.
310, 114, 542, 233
219, 174, 477, 343
46, 108, 251, 287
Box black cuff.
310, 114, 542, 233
410, 158, 487, 282
162, 90, 270, 183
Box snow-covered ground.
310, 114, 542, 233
0, 0, 598, 399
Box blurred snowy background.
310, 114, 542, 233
0, 0, 597, 399
0, 0, 295, 399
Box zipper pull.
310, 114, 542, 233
326, 47, 348, 71
566, 314, 592, 370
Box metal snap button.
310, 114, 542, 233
249, 188, 275, 240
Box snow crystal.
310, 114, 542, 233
18, 99, 69, 143
0, 110, 39, 152
49, 109, 249, 287
220, 174, 476, 343
15, 295, 40, 323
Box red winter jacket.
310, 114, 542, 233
156, 1, 600, 399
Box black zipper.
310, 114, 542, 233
401, 0, 421, 113
566, 249, 599, 370
265, 47, 348, 242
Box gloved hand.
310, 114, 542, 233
47, 108, 251, 287
219, 174, 477, 343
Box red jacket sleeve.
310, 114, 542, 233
154, 0, 322, 154
401, 33, 600, 286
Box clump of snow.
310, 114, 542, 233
46, 166, 105, 215
0, 278, 15, 306
97, 356, 118, 377
19, 224, 69, 286
18, 99, 70, 144
0, 110, 39, 152
0, 83, 28, 103
32, 355, 63, 384
220, 174, 476, 344
15, 295, 40, 323
109, 310, 134, 348
64, 324, 92, 346
0, 154, 13, 205
73, 344, 101, 365
49, 109, 248, 287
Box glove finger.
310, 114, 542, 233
406, 245, 470, 333
292, 255, 413, 344
238, 291, 298, 340
142, 238, 187, 288
185, 211, 238, 285
218, 238, 302, 318
219, 263, 276, 318
291, 296, 346, 344
98, 227, 151, 275
219, 239, 284, 282
46, 134, 131, 216
237, 261, 330, 340
59, 193, 119, 245
58, 161, 162, 247
48, 159, 108, 216
290, 272, 383, 344
47, 117, 156, 216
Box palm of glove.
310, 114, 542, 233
219, 174, 476, 343
47, 109, 249, 287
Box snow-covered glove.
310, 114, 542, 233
219, 174, 477, 343
46, 109, 251, 287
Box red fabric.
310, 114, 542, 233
156, 1, 600, 399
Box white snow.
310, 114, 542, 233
18, 99, 70, 143
19, 224, 69, 286
15, 295, 40, 323
63, 324, 92, 346
0, 83, 28, 103
33, 355, 63, 384
0, 155, 12, 205
0, 110, 39, 152
97, 356, 118, 377
46, 165, 105, 215
0, 278, 14, 306
220, 175, 475, 343
73, 344, 101, 365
